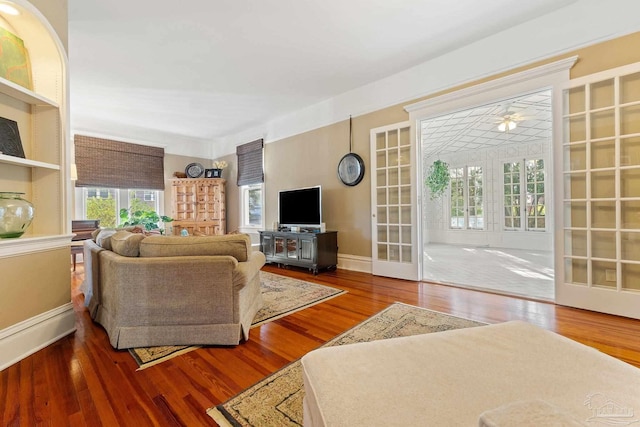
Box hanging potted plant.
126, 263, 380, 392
426, 160, 450, 200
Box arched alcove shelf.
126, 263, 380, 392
0, 0, 74, 373
0, 0, 69, 243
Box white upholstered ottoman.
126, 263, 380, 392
301, 321, 640, 426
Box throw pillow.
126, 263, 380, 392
95, 228, 117, 250
110, 230, 145, 257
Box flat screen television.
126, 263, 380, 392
278, 186, 321, 228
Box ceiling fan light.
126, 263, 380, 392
498, 119, 517, 132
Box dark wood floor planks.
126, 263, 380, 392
2, 263, 640, 426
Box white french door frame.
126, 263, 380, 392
370, 121, 421, 280
556, 61, 640, 320
404, 56, 577, 299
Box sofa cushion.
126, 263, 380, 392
110, 230, 145, 257
139, 234, 251, 261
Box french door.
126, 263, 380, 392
557, 62, 640, 319
370, 121, 420, 280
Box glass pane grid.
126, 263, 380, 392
376, 125, 412, 265
560, 75, 640, 290
503, 162, 520, 230
449, 167, 464, 229
525, 159, 545, 231
467, 166, 483, 229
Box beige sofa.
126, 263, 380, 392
83, 230, 265, 349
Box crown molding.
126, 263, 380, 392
404, 56, 578, 113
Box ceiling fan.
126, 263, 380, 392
493, 103, 536, 132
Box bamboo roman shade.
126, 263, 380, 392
74, 135, 165, 190
236, 138, 264, 186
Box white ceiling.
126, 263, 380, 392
68, 0, 577, 155
421, 90, 552, 158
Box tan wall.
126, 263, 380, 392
0, 249, 70, 329
223, 32, 640, 259
163, 153, 214, 218
262, 106, 407, 256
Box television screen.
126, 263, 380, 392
279, 186, 321, 227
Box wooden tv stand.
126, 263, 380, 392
259, 230, 338, 274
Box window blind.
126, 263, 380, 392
74, 135, 165, 190
236, 138, 264, 186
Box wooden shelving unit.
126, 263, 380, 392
170, 178, 226, 236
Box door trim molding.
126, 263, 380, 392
406, 56, 577, 300
404, 56, 578, 114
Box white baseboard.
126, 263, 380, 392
0, 303, 76, 371
337, 254, 372, 273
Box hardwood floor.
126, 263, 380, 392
2, 264, 640, 426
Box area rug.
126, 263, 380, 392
129, 271, 346, 369
207, 302, 486, 426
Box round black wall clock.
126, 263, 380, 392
338, 115, 365, 186
338, 152, 365, 186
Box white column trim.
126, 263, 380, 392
0, 234, 73, 258
0, 303, 76, 371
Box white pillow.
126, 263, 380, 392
95, 228, 117, 250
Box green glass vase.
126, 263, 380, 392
0, 192, 34, 238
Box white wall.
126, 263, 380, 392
424, 140, 552, 251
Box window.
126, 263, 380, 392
449, 165, 483, 230
237, 138, 264, 233
84, 188, 118, 227
467, 166, 483, 230
87, 188, 110, 199
79, 188, 162, 228
240, 184, 263, 229
450, 167, 465, 229
503, 162, 521, 229
503, 159, 545, 231
525, 159, 546, 230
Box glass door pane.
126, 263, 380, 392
560, 64, 640, 319
371, 122, 418, 280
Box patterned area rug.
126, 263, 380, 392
207, 302, 486, 426
129, 271, 346, 369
